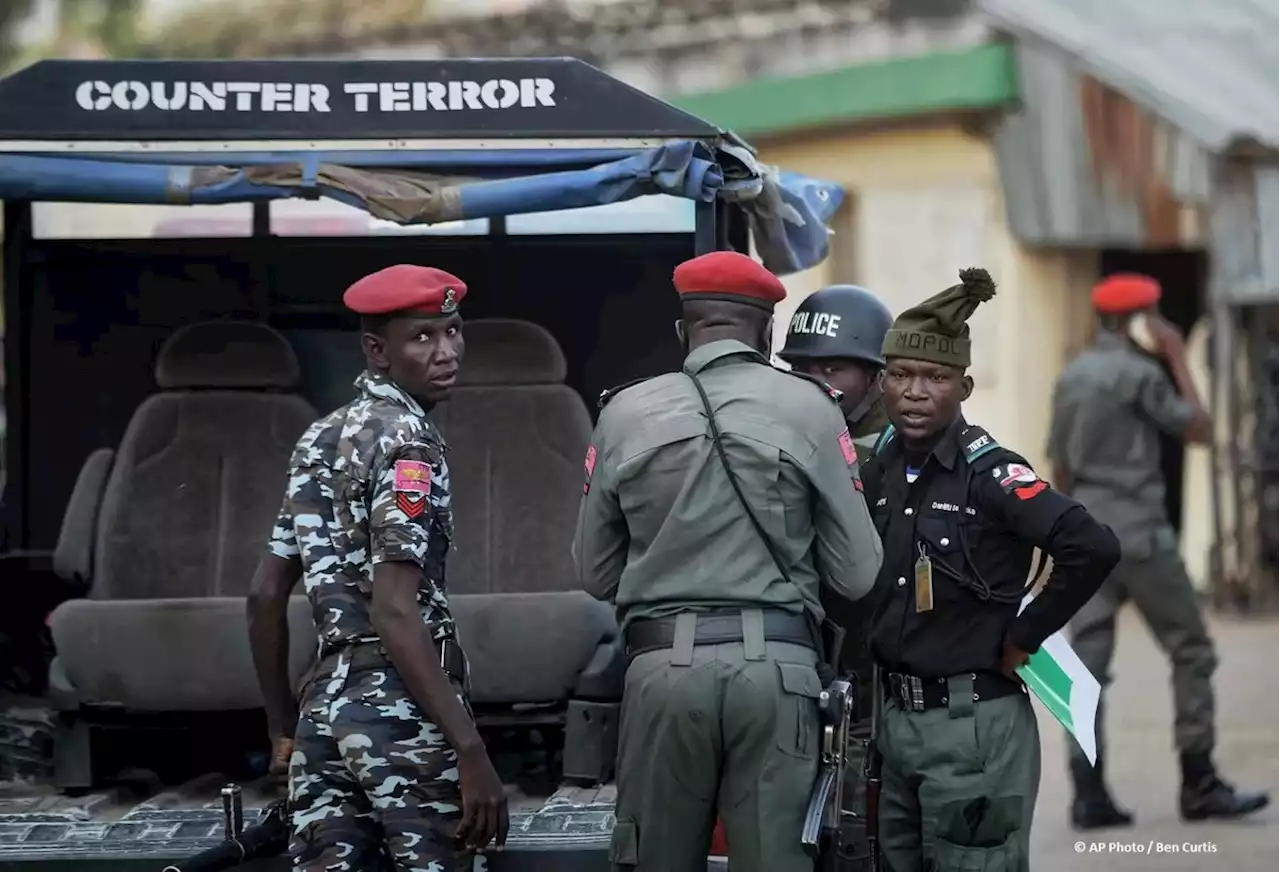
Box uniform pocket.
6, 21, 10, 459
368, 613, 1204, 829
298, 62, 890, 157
775, 660, 824, 759
609, 817, 640, 866
930, 834, 1021, 872
930, 795, 1025, 872
915, 516, 971, 603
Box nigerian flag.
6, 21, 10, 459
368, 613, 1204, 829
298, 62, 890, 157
1015, 595, 1100, 765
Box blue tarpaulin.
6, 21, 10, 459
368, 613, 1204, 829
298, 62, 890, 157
0, 140, 842, 275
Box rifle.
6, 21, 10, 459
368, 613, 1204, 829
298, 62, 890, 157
801, 671, 855, 870
864, 665, 883, 871
161, 787, 289, 872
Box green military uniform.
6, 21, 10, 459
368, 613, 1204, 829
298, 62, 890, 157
573, 253, 883, 872
866, 270, 1120, 872
1049, 324, 1269, 822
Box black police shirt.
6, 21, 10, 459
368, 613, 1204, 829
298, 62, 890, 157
865, 417, 1120, 679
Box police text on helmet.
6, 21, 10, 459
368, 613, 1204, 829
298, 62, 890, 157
74, 79, 558, 113
788, 311, 842, 338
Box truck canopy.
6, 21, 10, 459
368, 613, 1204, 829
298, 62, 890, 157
0, 57, 841, 871
0, 57, 843, 276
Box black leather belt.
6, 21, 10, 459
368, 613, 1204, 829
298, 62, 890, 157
884, 670, 1023, 712
330, 637, 468, 685
624, 608, 815, 658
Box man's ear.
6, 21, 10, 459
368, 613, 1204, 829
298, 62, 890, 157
960, 373, 974, 402
674, 319, 688, 348
361, 331, 390, 370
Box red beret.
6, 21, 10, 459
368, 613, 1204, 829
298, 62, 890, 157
1091, 273, 1161, 314
343, 264, 468, 317
672, 251, 786, 311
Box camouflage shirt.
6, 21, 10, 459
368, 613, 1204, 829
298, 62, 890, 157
268, 370, 456, 652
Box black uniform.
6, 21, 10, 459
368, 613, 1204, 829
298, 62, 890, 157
862, 417, 1120, 871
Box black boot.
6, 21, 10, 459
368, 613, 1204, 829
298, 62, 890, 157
1069, 755, 1134, 831
1179, 752, 1271, 821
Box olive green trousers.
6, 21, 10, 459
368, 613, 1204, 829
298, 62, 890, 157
610, 638, 822, 872
878, 680, 1040, 872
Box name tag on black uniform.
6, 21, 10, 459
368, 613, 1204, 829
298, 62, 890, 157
914, 548, 934, 613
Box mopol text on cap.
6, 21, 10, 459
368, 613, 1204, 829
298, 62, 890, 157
881, 267, 997, 370
343, 264, 469, 316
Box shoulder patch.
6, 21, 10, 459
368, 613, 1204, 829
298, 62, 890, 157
392, 459, 431, 518
990, 461, 1049, 500
783, 369, 844, 404
582, 443, 597, 494
598, 376, 654, 410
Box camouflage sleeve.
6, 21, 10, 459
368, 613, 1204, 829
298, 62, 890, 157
267, 500, 300, 559
809, 405, 883, 602
369, 442, 437, 567
1134, 364, 1196, 438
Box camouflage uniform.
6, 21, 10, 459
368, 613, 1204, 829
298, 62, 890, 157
269, 370, 477, 872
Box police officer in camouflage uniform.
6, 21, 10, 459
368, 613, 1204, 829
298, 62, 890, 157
246, 265, 507, 872
573, 251, 883, 872
863, 269, 1120, 872
1049, 273, 1270, 830
778, 283, 894, 863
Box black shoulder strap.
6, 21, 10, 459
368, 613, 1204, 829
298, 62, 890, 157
598, 376, 653, 410
782, 368, 844, 406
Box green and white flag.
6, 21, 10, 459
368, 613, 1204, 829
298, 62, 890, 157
1015, 595, 1100, 765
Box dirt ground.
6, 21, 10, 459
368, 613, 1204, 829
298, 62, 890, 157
1030, 607, 1278, 871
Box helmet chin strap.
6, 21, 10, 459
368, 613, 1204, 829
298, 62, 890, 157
845, 381, 883, 429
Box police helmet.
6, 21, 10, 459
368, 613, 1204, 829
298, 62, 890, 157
778, 284, 894, 368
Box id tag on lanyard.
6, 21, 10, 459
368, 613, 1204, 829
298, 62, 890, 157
914, 544, 935, 614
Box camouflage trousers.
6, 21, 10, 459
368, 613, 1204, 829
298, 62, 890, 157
288, 648, 484, 872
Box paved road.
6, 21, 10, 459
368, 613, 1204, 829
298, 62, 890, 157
1031, 607, 1278, 871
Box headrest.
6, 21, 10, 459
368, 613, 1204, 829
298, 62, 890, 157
155, 320, 301, 390
455, 319, 567, 387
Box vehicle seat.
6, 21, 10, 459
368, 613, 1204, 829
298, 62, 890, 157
46, 321, 318, 787
435, 320, 625, 783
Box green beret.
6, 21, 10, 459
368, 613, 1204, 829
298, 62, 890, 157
882, 267, 996, 368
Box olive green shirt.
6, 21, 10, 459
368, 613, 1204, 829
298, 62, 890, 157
572, 339, 883, 631
1046, 329, 1195, 558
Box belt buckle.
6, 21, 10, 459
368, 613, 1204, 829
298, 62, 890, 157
893, 673, 924, 712
894, 674, 911, 710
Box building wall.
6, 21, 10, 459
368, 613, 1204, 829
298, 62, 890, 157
759, 120, 1096, 475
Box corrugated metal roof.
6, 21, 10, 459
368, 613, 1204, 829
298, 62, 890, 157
979, 0, 1278, 152
991, 39, 1219, 248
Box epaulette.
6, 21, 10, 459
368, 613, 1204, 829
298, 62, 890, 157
783, 369, 844, 405
957, 424, 1001, 470
871, 423, 1002, 469
597, 376, 654, 410
872, 424, 896, 455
